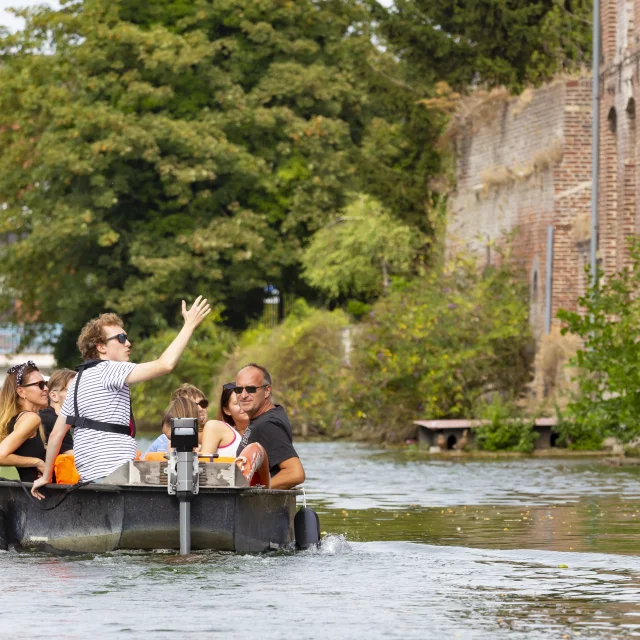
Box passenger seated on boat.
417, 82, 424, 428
171, 383, 210, 435
31, 296, 211, 499
40, 368, 75, 455
200, 383, 248, 457
0, 361, 53, 483
218, 382, 250, 437
145, 396, 201, 457
234, 363, 305, 490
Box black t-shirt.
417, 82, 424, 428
236, 405, 298, 476
40, 407, 74, 453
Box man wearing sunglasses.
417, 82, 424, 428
235, 363, 305, 490
31, 296, 211, 499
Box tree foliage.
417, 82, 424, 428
377, 0, 592, 92
215, 299, 350, 436
129, 314, 236, 428
301, 195, 425, 301
0, 0, 437, 363
557, 243, 640, 448
347, 252, 533, 441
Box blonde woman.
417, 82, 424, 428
40, 368, 75, 454
0, 361, 51, 482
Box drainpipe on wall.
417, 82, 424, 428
545, 225, 554, 334
590, 0, 601, 287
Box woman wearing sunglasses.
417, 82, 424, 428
199, 383, 247, 458
201, 382, 270, 487
0, 361, 53, 482
201, 383, 244, 458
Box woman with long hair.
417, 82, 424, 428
201, 382, 270, 487
200, 383, 246, 458
216, 382, 250, 436
0, 361, 51, 482
40, 368, 75, 454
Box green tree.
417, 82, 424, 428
0, 0, 400, 362
301, 195, 425, 301
348, 251, 532, 441
377, 0, 592, 92
557, 242, 640, 448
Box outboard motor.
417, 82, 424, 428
167, 418, 200, 555
294, 490, 321, 550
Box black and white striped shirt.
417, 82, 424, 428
61, 360, 137, 481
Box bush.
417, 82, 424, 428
215, 300, 351, 436
474, 396, 537, 453
346, 252, 533, 442
557, 242, 640, 448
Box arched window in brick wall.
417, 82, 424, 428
608, 107, 617, 134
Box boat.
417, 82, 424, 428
0, 458, 301, 554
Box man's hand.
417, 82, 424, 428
182, 296, 211, 330
31, 474, 52, 500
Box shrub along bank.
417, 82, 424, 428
205, 254, 533, 442
557, 241, 640, 449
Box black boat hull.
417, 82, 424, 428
0, 480, 299, 553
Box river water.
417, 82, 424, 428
2, 442, 640, 639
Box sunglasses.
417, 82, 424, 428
105, 332, 131, 345
22, 380, 47, 391
197, 399, 209, 409
233, 385, 269, 395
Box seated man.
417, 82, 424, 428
31, 296, 210, 497
234, 363, 305, 490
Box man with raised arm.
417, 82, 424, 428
234, 363, 305, 490
31, 297, 210, 498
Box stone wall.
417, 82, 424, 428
448, 78, 592, 341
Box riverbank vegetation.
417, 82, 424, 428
0, 1, 594, 439
557, 242, 640, 450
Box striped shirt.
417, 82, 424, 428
61, 360, 137, 482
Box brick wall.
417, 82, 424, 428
448, 78, 592, 339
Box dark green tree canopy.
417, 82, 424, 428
377, 0, 592, 92
0, 0, 424, 362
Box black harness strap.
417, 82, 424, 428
67, 359, 136, 438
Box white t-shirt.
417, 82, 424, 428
61, 360, 137, 482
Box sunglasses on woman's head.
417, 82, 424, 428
197, 399, 209, 409
105, 332, 130, 345
22, 380, 47, 391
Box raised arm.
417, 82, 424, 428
126, 296, 211, 385
30, 413, 70, 499
0, 413, 44, 473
